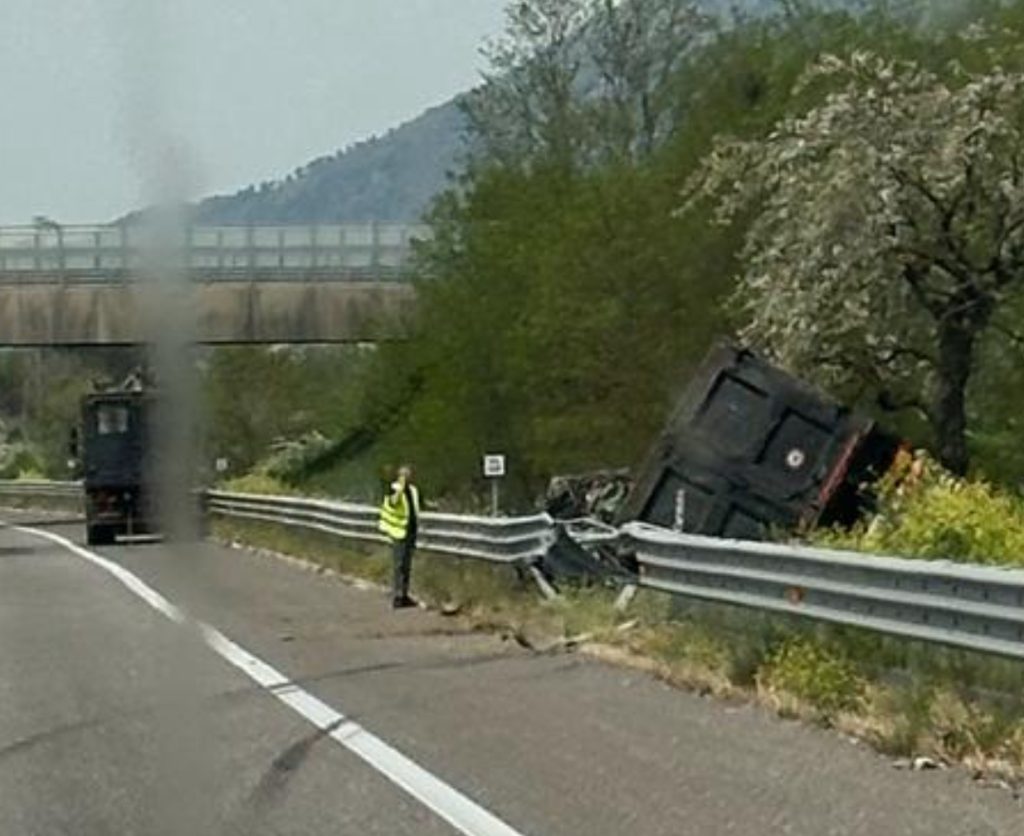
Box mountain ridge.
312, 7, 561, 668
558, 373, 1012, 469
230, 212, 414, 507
195, 99, 466, 224
194, 0, 939, 225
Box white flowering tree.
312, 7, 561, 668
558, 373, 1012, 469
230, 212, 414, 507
684, 50, 1024, 475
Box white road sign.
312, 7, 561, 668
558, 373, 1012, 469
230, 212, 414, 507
483, 454, 506, 478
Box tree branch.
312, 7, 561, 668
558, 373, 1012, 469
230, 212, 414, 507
892, 166, 982, 282
902, 263, 950, 319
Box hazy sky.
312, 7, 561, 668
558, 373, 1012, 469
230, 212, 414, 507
0, 0, 508, 225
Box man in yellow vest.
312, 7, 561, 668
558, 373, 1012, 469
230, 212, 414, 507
378, 464, 421, 609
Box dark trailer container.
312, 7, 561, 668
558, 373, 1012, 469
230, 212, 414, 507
619, 344, 899, 541
79, 390, 157, 545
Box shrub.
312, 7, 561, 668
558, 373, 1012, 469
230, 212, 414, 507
812, 451, 1024, 567
262, 432, 335, 483
759, 636, 864, 718
0, 443, 43, 480
220, 473, 295, 496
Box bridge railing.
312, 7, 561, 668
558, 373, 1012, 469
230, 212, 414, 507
0, 223, 432, 281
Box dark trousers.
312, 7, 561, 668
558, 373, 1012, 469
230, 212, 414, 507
391, 537, 415, 601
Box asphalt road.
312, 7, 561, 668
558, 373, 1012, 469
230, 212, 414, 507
0, 513, 1021, 835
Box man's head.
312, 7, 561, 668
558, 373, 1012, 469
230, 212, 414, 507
397, 464, 413, 481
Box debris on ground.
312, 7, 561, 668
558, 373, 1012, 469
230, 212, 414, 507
893, 756, 945, 772
545, 469, 633, 524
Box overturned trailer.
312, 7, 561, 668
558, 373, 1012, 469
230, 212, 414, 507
617, 344, 900, 541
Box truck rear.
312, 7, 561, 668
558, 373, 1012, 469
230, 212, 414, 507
79, 390, 157, 545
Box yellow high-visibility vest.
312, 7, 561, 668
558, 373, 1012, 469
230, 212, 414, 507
378, 482, 420, 542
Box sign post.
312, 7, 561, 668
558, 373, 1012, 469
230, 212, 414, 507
673, 488, 687, 532
483, 454, 506, 516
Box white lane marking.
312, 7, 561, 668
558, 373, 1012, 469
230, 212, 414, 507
13, 525, 529, 836
15, 526, 186, 625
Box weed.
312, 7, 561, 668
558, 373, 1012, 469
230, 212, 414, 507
758, 637, 865, 720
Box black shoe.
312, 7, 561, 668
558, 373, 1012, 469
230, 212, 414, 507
392, 596, 417, 610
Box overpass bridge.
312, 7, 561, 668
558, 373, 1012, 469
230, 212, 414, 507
0, 223, 428, 345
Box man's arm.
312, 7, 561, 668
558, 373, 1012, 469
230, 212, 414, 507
388, 475, 407, 504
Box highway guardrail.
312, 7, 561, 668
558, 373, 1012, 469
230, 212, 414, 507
3, 481, 1024, 660
0, 480, 81, 499
206, 491, 556, 564
625, 523, 1024, 660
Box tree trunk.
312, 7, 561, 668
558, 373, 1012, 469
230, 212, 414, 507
932, 321, 976, 476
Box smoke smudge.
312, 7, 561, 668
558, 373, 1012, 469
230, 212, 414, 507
109, 2, 212, 832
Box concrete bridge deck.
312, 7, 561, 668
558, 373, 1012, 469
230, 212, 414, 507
0, 279, 416, 345
0, 223, 425, 344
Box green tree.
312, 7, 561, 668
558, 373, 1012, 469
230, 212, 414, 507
465, 0, 593, 169
327, 3, 930, 502
202, 346, 376, 477
588, 0, 710, 161
289, 2, 1024, 502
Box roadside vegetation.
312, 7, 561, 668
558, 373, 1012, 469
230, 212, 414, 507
0, 348, 142, 478
810, 450, 1024, 568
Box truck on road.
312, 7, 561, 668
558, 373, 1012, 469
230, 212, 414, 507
74, 388, 157, 546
